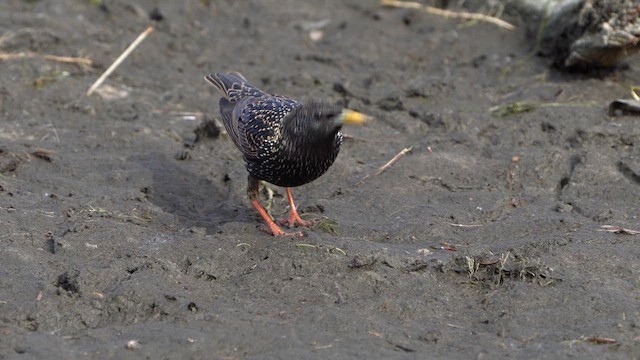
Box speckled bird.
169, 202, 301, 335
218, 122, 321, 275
205, 72, 368, 236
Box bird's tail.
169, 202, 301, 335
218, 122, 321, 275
204, 72, 253, 102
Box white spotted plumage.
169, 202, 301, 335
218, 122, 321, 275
206, 72, 344, 187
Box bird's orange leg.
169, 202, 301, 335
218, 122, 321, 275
278, 187, 314, 228
248, 176, 302, 237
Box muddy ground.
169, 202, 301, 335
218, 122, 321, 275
1, 0, 639, 358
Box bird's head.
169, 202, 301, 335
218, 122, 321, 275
285, 100, 369, 142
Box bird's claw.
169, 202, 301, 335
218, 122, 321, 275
278, 213, 314, 229
259, 224, 304, 237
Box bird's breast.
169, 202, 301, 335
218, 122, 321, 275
245, 133, 342, 187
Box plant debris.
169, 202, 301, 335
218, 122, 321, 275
597, 225, 640, 235
585, 336, 617, 344
381, 0, 515, 30
490, 101, 537, 117
87, 26, 154, 96
31, 148, 55, 162
608, 99, 640, 116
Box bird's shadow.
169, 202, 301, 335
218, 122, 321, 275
132, 152, 244, 233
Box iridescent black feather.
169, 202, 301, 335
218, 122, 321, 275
205, 72, 344, 187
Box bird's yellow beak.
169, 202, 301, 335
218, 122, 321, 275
340, 109, 371, 125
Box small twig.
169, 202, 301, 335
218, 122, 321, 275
295, 243, 347, 256
434, 242, 457, 252
355, 145, 415, 186
295, 243, 319, 250
381, 0, 515, 30
631, 86, 640, 101
31, 148, 56, 162
375, 146, 413, 176
0, 52, 92, 65
597, 225, 640, 235
585, 336, 617, 345
445, 323, 464, 329
354, 174, 370, 187
329, 247, 347, 256
87, 26, 154, 96
449, 223, 483, 228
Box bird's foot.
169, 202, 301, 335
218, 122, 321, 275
259, 224, 304, 237
249, 195, 304, 236
278, 211, 314, 229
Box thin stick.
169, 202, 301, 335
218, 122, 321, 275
381, 0, 516, 30
597, 225, 640, 235
87, 26, 154, 96
449, 223, 483, 228
0, 52, 92, 65
585, 336, 617, 344
631, 86, 640, 101
375, 146, 413, 176
354, 174, 370, 187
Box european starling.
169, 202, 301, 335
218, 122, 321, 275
205, 72, 368, 236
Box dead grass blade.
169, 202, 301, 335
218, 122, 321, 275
381, 0, 515, 30
87, 25, 154, 96
375, 146, 413, 176
0, 52, 92, 66
585, 336, 617, 344
449, 223, 483, 228
356, 145, 422, 186
597, 225, 640, 235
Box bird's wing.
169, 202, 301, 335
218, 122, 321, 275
208, 72, 272, 155
205, 72, 264, 102
218, 97, 244, 151
236, 95, 300, 159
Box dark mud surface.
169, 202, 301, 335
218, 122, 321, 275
1, 0, 639, 358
